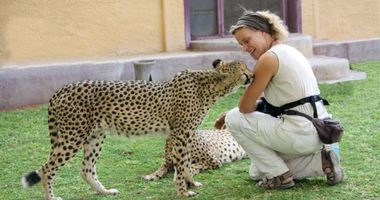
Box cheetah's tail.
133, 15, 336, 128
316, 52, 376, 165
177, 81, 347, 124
21, 170, 41, 188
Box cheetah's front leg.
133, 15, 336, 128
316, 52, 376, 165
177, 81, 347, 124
172, 133, 202, 197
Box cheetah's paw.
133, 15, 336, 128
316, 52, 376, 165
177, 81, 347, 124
189, 181, 202, 188
144, 175, 160, 181
182, 190, 197, 197
103, 188, 120, 195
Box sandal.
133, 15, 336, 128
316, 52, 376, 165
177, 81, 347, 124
256, 171, 295, 189
322, 147, 344, 185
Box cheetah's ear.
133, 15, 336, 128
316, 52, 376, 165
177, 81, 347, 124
212, 59, 222, 68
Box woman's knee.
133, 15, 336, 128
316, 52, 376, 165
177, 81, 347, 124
225, 107, 244, 132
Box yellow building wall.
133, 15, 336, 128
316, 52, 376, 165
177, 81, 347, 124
302, 0, 380, 41
0, 0, 185, 66
1, 0, 378, 66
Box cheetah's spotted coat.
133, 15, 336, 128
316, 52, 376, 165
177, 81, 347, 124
21, 59, 252, 199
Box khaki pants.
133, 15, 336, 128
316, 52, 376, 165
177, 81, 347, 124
225, 107, 325, 179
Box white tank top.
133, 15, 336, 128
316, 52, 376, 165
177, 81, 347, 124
264, 44, 330, 119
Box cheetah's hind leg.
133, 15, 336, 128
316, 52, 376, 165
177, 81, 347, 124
36, 129, 82, 200
80, 128, 119, 196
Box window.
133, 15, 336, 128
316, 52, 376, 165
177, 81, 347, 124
185, 0, 301, 42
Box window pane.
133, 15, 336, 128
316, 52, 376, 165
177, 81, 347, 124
190, 0, 218, 37
224, 0, 283, 34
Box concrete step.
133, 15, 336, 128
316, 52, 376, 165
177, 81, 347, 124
284, 34, 313, 57
190, 38, 240, 52
308, 56, 366, 83
313, 37, 380, 63
190, 33, 313, 57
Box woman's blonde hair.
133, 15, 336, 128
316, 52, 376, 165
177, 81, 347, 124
230, 10, 289, 41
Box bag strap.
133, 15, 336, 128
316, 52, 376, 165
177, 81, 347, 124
280, 95, 329, 118
282, 110, 314, 121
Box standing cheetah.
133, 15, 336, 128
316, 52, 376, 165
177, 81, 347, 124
21, 59, 252, 199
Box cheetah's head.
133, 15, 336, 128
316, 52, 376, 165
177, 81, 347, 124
212, 59, 252, 86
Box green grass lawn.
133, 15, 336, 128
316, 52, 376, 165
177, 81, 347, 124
0, 61, 379, 200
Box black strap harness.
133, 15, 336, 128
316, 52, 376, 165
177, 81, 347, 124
280, 95, 329, 118
258, 95, 329, 118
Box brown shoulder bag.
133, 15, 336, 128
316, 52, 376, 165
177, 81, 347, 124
283, 110, 344, 144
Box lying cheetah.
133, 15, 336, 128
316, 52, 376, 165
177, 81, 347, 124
146, 112, 246, 180
21, 59, 252, 199
191, 129, 246, 171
